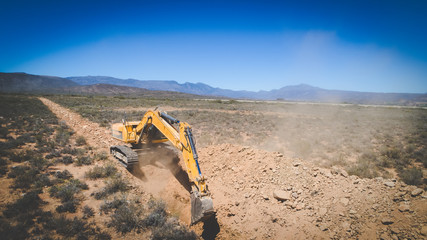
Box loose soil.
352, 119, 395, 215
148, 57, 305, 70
39, 97, 427, 239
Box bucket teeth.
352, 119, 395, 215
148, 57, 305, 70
191, 191, 215, 225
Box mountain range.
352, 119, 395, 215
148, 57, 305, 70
1, 72, 426, 106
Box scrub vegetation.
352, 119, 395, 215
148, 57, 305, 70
47, 94, 426, 187
0, 94, 196, 239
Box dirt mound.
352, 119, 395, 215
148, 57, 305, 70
199, 144, 426, 239
40, 97, 426, 239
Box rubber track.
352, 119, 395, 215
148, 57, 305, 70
110, 145, 139, 169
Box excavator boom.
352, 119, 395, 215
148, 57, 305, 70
110, 109, 214, 224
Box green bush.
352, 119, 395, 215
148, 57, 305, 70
3, 190, 44, 218
75, 156, 93, 166
54, 170, 73, 180
108, 203, 143, 234
94, 177, 129, 200
49, 179, 88, 203
94, 151, 108, 161
76, 136, 87, 146
151, 220, 197, 240
12, 168, 40, 189
347, 153, 379, 179
56, 155, 73, 165
85, 165, 117, 179
56, 200, 78, 213
55, 127, 71, 147
143, 200, 167, 227
400, 167, 423, 186
82, 205, 95, 219
100, 195, 128, 214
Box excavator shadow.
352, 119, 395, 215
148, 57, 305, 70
202, 215, 220, 240
131, 143, 192, 193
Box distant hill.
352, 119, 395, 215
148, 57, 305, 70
67, 76, 252, 97
1, 72, 426, 106
58, 83, 150, 95
56, 83, 202, 98
69, 76, 427, 106
0, 72, 77, 92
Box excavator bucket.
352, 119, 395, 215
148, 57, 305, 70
191, 192, 215, 225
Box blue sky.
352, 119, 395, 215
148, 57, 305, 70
1, 0, 426, 93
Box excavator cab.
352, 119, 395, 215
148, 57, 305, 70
110, 110, 215, 224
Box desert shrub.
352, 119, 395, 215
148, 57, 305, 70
60, 146, 78, 155
0, 126, 8, 138
85, 165, 117, 179
34, 173, 52, 189
0, 218, 30, 240
9, 151, 25, 163
347, 154, 379, 179
56, 200, 78, 213
8, 165, 31, 178
108, 203, 143, 234
143, 199, 167, 227
400, 167, 423, 186
100, 196, 129, 214
29, 155, 49, 170
76, 136, 87, 146
54, 170, 73, 180
56, 155, 73, 165
49, 179, 88, 203
82, 205, 95, 219
43, 216, 88, 238
45, 150, 61, 159
94, 151, 108, 161
3, 190, 44, 218
0, 158, 8, 176
0, 158, 8, 167
9, 149, 39, 163
151, 220, 197, 240
55, 127, 71, 146
37, 141, 56, 154
94, 177, 129, 200
75, 156, 93, 166
12, 168, 40, 189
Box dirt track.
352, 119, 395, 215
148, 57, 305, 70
39, 97, 427, 239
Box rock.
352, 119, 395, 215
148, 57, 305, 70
273, 190, 291, 201
331, 167, 339, 175
319, 207, 327, 216
390, 227, 400, 234
398, 203, 410, 212
375, 177, 384, 182
411, 188, 424, 197
340, 170, 349, 178
277, 153, 283, 157
262, 194, 269, 200
421, 225, 427, 236
349, 210, 357, 215
296, 203, 305, 211
384, 181, 395, 187
293, 162, 301, 167
341, 222, 351, 232
292, 192, 298, 199
381, 218, 394, 225
340, 198, 349, 206
319, 224, 328, 231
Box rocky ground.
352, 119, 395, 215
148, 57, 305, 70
39, 97, 427, 239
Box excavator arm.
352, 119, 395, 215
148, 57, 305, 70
110, 109, 214, 224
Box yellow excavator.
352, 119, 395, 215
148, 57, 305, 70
110, 109, 214, 224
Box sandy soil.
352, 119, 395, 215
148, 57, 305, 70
39, 97, 427, 239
